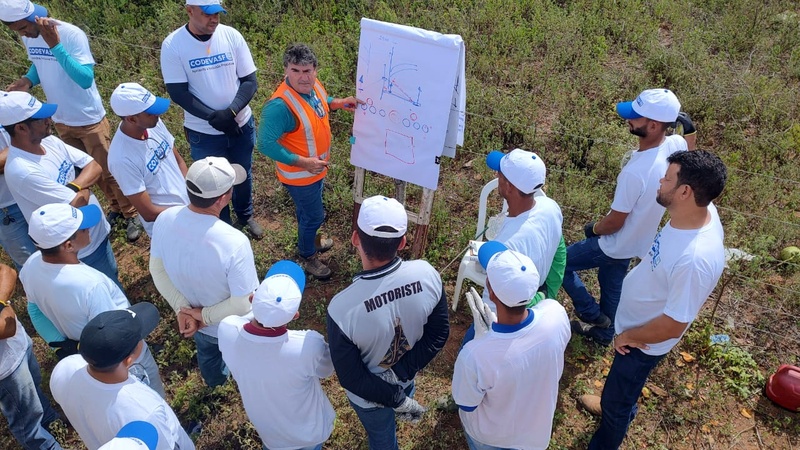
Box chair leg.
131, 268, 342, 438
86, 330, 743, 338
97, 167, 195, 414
453, 262, 467, 311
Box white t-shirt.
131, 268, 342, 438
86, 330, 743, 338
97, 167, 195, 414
107, 120, 189, 236
160, 24, 256, 135
5, 137, 110, 258
218, 316, 335, 450
483, 195, 563, 306
453, 299, 571, 450
599, 135, 687, 259
50, 355, 194, 450
150, 206, 258, 337
615, 204, 725, 356
21, 20, 105, 126
0, 318, 30, 380
0, 129, 16, 208
19, 252, 129, 341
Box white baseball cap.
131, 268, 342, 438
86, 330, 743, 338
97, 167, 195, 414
616, 88, 681, 123
0, 91, 57, 126
186, 0, 226, 14
185, 157, 246, 199
110, 83, 170, 117
28, 203, 102, 249
485, 148, 546, 194
252, 260, 306, 327
0, 0, 47, 23
98, 421, 158, 450
478, 241, 540, 307
357, 195, 408, 238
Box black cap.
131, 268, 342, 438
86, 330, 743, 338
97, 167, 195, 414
79, 302, 160, 368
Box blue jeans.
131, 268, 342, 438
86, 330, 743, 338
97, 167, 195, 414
589, 349, 665, 449
79, 237, 123, 292
0, 203, 36, 269
561, 237, 630, 342
0, 339, 62, 450
283, 180, 325, 258
186, 117, 256, 225
193, 332, 229, 388
464, 432, 516, 450
349, 383, 415, 450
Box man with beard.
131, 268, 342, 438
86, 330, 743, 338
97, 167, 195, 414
562, 89, 694, 347
583, 150, 726, 448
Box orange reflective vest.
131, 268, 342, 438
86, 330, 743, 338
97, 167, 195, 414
269, 80, 332, 186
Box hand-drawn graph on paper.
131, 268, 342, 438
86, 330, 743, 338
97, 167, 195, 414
351, 18, 464, 190
380, 47, 422, 106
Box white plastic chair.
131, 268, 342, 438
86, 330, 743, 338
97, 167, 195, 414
452, 178, 507, 311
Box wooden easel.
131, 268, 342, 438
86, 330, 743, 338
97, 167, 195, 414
352, 167, 435, 259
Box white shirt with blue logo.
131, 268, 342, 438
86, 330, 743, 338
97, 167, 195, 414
160, 24, 257, 135
615, 204, 725, 356
5, 136, 110, 258
22, 20, 105, 127
107, 119, 188, 236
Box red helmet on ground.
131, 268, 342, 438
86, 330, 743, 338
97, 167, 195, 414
766, 365, 800, 412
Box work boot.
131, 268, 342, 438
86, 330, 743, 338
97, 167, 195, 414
125, 217, 142, 242
577, 311, 612, 329
315, 234, 334, 253
571, 320, 612, 346
578, 394, 602, 416
234, 217, 264, 240
106, 211, 122, 226
301, 253, 332, 280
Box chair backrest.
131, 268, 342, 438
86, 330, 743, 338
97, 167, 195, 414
475, 178, 507, 240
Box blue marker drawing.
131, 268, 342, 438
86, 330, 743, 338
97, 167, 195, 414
381, 47, 422, 107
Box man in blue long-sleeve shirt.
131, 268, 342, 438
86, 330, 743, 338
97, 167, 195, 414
1, 0, 141, 242
327, 195, 449, 450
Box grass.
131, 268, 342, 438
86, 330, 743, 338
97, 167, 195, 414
1, 0, 800, 448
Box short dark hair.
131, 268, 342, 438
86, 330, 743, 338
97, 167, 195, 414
186, 185, 226, 208
283, 44, 317, 68
666, 150, 727, 207
37, 231, 77, 255
3, 117, 39, 137
357, 226, 404, 262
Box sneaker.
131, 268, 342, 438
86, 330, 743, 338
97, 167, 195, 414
235, 217, 264, 240
125, 217, 142, 242
315, 234, 334, 253
300, 253, 332, 280
578, 394, 602, 416
106, 211, 122, 226
571, 320, 612, 346
577, 312, 612, 329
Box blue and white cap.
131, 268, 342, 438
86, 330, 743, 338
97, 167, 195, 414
110, 83, 170, 117
98, 421, 158, 450
28, 203, 101, 249
616, 88, 681, 123
486, 148, 546, 194
0, 0, 48, 23
252, 260, 306, 327
0, 91, 56, 126
478, 241, 540, 307
186, 0, 227, 14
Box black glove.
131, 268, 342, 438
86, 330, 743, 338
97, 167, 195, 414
584, 221, 598, 239
50, 339, 80, 360
675, 111, 696, 136
207, 109, 241, 135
